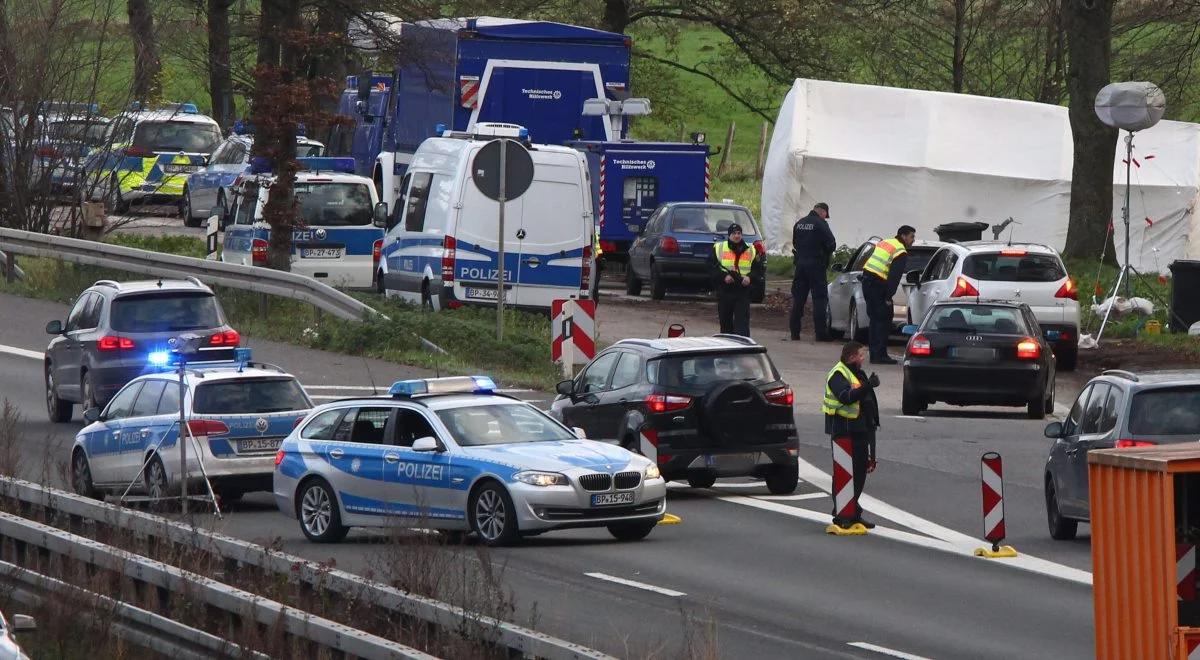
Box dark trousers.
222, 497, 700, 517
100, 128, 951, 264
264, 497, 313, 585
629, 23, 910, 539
860, 275, 893, 360
789, 259, 829, 339
831, 432, 873, 522
716, 288, 751, 336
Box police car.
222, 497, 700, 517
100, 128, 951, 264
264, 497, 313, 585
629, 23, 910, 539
273, 376, 667, 545
70, 349, 313, 503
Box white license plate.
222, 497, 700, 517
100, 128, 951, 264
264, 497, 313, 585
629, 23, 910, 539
165, 165, 197, 174
465, 287, 499, 300
591, 492, 635, 507
704, 452, 757, 467
238, 437, 282, 453
301, 248, 343, 259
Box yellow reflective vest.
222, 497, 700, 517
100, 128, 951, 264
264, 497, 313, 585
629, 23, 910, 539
714, 240, 756, 276
822, 361, 861, 419
863, 237, 907, 281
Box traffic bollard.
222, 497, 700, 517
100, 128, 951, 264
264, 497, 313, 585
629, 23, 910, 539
826, 436, 867, 536
974, 452, 1018, 558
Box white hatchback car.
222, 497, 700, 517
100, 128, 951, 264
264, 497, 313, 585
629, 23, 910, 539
905, 241, 1080, 370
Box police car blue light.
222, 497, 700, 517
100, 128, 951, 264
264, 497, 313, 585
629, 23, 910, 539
388, 376, 496, 398
296, 157, 356, 174
147, 351, 171, 366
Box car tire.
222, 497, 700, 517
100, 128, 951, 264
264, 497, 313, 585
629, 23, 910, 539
649, 265, 666, 300
625, 266, 643, 296
849, 301, 868, 343
421, 280, 434, 311
45, 365, 72, 423
1045, 477, 1078, 540
80, 371, 98, 412
687, 472, 717, 489
1027, 385, 1050, 419
825, 299, 844, 340
216, 192, 228, 230
297, 478, 350, 543
145, 454, 172, 501
182, 188, 199, 227
1057, 342, 1078, 372
607, 520, 657, 542
470, 482, 519, 546
901, 381, 924, 416
375, 269, 385, 295
765, 462, 800, 495
71, 450, 101, 500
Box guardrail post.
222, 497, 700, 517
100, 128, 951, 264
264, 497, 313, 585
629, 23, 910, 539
4, 251, 12, 284
259, 293, 269, 316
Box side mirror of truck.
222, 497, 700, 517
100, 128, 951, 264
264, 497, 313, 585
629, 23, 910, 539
373, 202, 388, 228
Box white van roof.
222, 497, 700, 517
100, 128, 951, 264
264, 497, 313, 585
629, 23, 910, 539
409, 136, 584, 173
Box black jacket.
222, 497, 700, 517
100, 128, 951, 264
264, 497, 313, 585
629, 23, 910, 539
791, 211, 837, 263
708, 240, 762, 293
824, 362, 881, 438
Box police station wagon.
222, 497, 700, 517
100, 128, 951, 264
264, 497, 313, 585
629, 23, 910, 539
71, 353, 313, 504
273, 376, 666, 545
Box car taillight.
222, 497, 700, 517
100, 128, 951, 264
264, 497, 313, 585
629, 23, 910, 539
908, 334, 931, 356
441, 235, 456, 282
1116, 439, 1156, 448
1055, 278, 1078, 300
36, 146, 60, 158
600, 240, 618, 254
753, 240, 765, 258
209, 329, 240, 346
645, 393, 692, 413
581, 243, 592, 292
660, 236, 679, 255
950, 276, 980, 298
123, 146, 153, 158
765, 386, 794, 406
1000, 249, 1027, 256
97, 336, 135, 351
274, 450, 285, 466
1016, 338, 1041, 360
186, 419, 229, 437
251, 238, 268, 266
372, 238, 383, 265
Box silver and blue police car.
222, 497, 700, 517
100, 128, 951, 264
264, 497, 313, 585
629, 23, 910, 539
273, 376, 667, 546
70, 349, 313, 503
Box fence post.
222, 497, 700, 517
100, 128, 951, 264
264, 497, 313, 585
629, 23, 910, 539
717, 121, 736, 177
756, 121, 770, 179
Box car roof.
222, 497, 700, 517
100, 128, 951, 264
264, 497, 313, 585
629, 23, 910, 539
90, 278, 213, 296
930, 299, 1028, 309
308, 393, 525, 411
121, 110, 219, 126
1099, 370, 1200, 389
136, 366, 297, 388
663, 202, 751, 212
945, 241, 1060, 256
613, 335, 763, 353
909, 240, 947, 250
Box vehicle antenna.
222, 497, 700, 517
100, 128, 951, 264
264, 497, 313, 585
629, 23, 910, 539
362, 356, 378, 395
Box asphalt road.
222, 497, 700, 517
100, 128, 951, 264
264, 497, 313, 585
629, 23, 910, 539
0, 290, 1095, 658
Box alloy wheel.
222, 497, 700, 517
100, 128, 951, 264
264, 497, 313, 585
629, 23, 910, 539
474, 489, 507, 542
301, 485, 332, 537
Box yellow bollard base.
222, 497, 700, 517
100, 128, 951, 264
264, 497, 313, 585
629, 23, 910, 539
825, 522, 868, 536
974, 545, 1018, 558
658, 513, 682, 525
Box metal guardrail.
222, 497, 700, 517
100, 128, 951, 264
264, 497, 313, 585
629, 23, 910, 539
0, 477, 612, 660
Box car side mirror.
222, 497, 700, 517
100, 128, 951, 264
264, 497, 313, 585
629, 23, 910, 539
572, 427, 587, 439
45, 320, 63, 335
83, 407, 102, 423
830, 263, 845, 273
412, 436, 441, 452
1044, 421, 1064, 439
901, 324, 919, 336
905, 270, 922, 284
556, 379, 575, 396
373, 202, 388, 228
11, 614, 36, 632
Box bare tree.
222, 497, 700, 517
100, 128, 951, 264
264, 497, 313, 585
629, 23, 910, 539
127, 0, 161, 102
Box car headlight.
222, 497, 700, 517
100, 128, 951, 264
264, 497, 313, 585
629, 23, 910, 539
644, 464, 661, 480
514, 471, 568, 487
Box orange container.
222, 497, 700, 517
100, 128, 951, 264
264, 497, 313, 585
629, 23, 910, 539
1090, 445, 1200, 659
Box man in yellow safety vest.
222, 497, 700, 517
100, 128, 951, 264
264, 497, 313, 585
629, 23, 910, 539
860, 225, 917, 364
709, 223, 759, 336
823, 340, 882, 528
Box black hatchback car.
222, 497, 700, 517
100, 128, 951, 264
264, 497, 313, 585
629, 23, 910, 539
549, 335, 799, 493
901, 300, 1057, 419
44, 278, 239, 422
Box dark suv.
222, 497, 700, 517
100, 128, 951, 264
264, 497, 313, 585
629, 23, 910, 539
549, 335, 799, 493
44, 278, 238, 422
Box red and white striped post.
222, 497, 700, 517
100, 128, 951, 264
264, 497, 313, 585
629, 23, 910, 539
831, 436, 857, 521
703, 158, 711, 201
598, 155, 607, 225
1180, 543, 1198, 601
975, 452, 1017, 557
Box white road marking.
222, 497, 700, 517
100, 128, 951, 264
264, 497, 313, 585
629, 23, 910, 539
758, 492, 826, 501
848, 642, 933, 659
584, 572, 686, 597
0, 344, 44, 361
893, 415, 926, 421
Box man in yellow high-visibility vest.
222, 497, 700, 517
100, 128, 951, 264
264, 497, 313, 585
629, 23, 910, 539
708, 223, 759, 336
860, 225, 916, 364
824, 340, 881, 528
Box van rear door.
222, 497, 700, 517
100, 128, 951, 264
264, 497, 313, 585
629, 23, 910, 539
511, 151, 590, 308
473, 65, 612, 143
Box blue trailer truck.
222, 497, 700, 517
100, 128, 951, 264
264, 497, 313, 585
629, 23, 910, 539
330, 17, 632, 210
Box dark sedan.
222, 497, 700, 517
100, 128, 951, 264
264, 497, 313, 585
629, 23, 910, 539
901, 300, 1057, 419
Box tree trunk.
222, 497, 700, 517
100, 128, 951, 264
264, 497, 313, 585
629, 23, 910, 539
312, 4, 349, 119
603, 0, 630, 34
1063, 0, 1117, 261
0, 0, 11, 103
952, 0, 967, 93
207, 0, 235, 129
127, 0, 160, 103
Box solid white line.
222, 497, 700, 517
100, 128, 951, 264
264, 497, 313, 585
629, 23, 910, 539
0, 344, 44, 361
584, 572, 686, 597
848, 642, 933, 659
893, 415, 926, 421
758, 492, 826, 501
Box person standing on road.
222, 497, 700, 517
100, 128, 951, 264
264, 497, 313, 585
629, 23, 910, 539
824, 340, 881, 529
709, 222, 759, 337
860, 225, 916, 364
789, 202, 837, 341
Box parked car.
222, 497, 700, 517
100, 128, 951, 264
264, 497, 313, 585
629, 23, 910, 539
826, 238, 945, 341
44, 278, 239, 420
549, 335, 799, 493
1044, 370, 1200, 540
901, 299, 1057, 418
904, 241, 1079, 370
0, 610, 35, 660
625, 202, 766, 303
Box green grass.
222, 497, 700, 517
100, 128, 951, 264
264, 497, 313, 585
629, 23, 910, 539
1065, 257, 1176, 340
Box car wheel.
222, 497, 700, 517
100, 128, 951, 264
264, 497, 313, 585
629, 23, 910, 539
1045, 477, 1078, 540
182, 188, 199, 227
901, 381, 924, 416
625, 265, 643, 296
71, 450, 101, 500
297, 478, 349, 543
649, 265, 666, 300
145, 454, 172, 501
421, 280, 434, 311
470, 482, 519, 546
375, 269, 385, 295
1057, 342, 1078, 372
765, 462, 799, 495
216, 192, 228, 230
825, 299, 844, 340
45, 365, 72, 423
687, 472, 717, 489
607, 520, 657, 541
1027, 385, 1050, 419
80, 371, 98, 411
849, 301, 868, 343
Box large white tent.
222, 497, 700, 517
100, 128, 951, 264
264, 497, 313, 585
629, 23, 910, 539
761, 78, 1200, 272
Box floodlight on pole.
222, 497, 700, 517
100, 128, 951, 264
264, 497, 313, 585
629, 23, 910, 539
581, 97, 652, 139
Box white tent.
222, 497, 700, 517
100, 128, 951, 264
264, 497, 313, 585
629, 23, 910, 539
761, 78, 1200, 272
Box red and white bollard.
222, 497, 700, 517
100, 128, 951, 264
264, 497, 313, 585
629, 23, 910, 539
1179, 544, 1197, 601
638, 428, 658, 464
826, 436, 866, 535
975, 452, 1018, 557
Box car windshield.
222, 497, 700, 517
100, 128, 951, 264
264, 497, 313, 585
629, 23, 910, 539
295, 182, 372, 227
927, 305, 1029, 334
669, 207, 757, 235
962, 252, 1065, 282
48, 120, 108, 145
436, 403, 575, 446
193, 378, 311, 414
649, 352, 777, 387
296, 142, 325, 157
1129, 386, 1200, 435
133, 121, 221, 153
110, 293, 222, 333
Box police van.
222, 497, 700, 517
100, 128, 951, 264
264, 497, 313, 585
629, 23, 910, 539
222, 157, 387, 289
378, 123, 595, 310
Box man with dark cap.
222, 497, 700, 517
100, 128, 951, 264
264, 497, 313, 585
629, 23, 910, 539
789, 202, 837, 341
860, 225, 916, 364
708, 222, 759, 336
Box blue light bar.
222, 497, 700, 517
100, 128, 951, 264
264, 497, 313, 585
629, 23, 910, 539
471, 376, 497, 394
297, 157, 355, 174
518, 128, 529, 140
296, 122, 306, 137
181, 102, 199, 114
389, 375, 497, 398
148, 351, 171, 366
234, 347, 253, 364
389, 379, 429, 398
435, 123, 447, 135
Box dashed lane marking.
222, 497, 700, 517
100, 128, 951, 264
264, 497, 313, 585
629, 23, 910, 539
584, 572, 686, 597
0, 344, 44, 361
848, 642, 933, 659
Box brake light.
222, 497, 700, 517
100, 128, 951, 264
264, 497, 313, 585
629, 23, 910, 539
372, 238, 383, 265
186, 419, 229, 437
97, 336, 135, 351
274, 450, 285, 466
441, 235, 456, 282
123, 146, 153, 158
908, 334, 931, 356
251, 238, 268, 266
600, 240, 618, 254
1016, 338, 1041, 360
765, 386, 794, 406
753, 240, 765, 258
645, 393, 693, 413
1000, 249, 1027, 256
660, 236, 679, 255
581, 244, 592, 292
36, 146, 60, 158
1055, 278, 1078, 301
950, 276, 980, 298
1116, 439, 1156, 448
208, 329, 240, 346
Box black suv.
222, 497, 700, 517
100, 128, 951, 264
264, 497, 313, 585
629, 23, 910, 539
549, 335, 799, 493
44, 278, 239, 422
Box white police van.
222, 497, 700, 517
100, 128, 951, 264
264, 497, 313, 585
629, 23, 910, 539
378, 123, 595, 309
222, 157, 388, 289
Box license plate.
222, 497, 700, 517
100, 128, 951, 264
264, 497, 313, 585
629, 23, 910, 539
465, 287, 499, 300
704, 452, 757, 467
238, 437, 282, 453
693, 243, 712, 256
165, 164, 197, 174
591, 492, 635, 507
301, 248, 343, 259
950, 347, 996, 361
